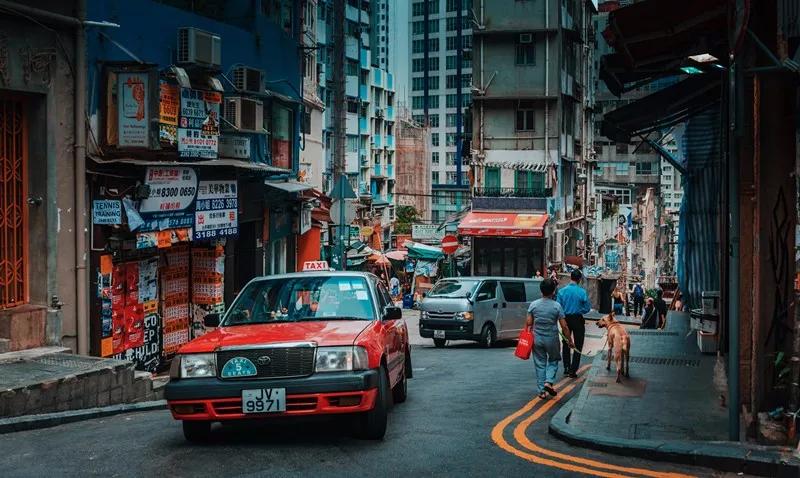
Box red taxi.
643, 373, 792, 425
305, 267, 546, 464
165, 266, 411, 442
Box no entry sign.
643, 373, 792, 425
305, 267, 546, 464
441, 235, 459, 255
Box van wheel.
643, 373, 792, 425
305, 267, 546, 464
354, 365, 389, 440
433, 338, 446, 348
480, 324, 497, 348
182, 420, 212, 443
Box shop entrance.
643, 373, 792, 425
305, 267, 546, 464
234, 221, 264, 294
472, 237, 545, 278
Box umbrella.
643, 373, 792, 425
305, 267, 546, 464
385, 250, 407, 261
368, 253, 391, 265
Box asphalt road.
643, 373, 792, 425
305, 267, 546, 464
0, 311, 740, 478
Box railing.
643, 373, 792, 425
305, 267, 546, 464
473, 187, 553, 198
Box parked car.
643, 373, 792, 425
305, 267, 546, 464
418, 277, 543, 348
165, 268, 411, 442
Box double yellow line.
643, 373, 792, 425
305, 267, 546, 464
490, 366, 696, 478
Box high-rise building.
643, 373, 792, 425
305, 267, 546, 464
300, 0, 325, 191
470, 0, 597, 267
317, 0, 397, 246
409, 0, 472, 224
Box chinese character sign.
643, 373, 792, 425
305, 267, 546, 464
178, 89, 221, 159
194, 180, 239, 240
159, 82, 179, 146
138, 167, 198, 231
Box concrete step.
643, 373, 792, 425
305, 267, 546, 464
0, 346, 71, 364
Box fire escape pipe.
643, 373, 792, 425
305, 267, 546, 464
75, 0, 89, 355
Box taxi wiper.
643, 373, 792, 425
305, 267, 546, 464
225, 319, 295, 326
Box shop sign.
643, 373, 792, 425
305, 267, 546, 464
298, 206, 312, 236
116, 308, 162, 373
159, 82, 179, 146
412, 224, 445, 242
360, 226, 374, 237
117, 72, 150, 147
219, 135, 251, 159
194, 180, 239, 240
349, 225, 360, 241
178, 89, 221, 159
139, 167, 197, 231
92, 199, 122, 225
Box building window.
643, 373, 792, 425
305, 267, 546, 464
663, 174, 672, 181
411, 95, 439, 109
430, 114, 440, 127
346, 135, 359, 153
446, 16, 472, 31
446, 94, 457, 108
446, 133, 457, 146
432, 152, 440, 164
614, 162, 629, 175
431, 133, 440, 146
446, 152, 456, 165
413, 114, 426, 124
446, 36, 471, 51
413, 38, 440, 53
412, 19, 440, 35
446, 0, 470, 12
615, 143, 627, 154
516, 108, 535, 131
446, 74, 471, 89
432, 171, 440, 183
636, 162, 654, 175
446, 113, 457, 127
515, 36, 535, 65
302, 110, 311, 134
412, 1, 438, 17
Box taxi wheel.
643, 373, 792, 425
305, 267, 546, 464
480, 324, 497, 348
392, 364, 408, 404
355, 365, 389, 440
182, 420, 212, 443
433, 338, 446, 348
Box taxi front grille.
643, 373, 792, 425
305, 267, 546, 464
217, 347, 316, 379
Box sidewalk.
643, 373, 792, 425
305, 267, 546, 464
549, 312, 800, 477
0, 347, 165, 432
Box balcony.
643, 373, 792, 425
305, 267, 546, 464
386, 163, 394, 177
373, 68, 383, 88
373, 134, 382, 148
359, 84, 369, 101
360, 48, 370, 69
386, 135, 395, 149
374, 164, 384, 177
387, 72, 394, 91
359, 116, 368, 132
346, 37, 359, 60
386, 106, 394, 121
474, 187, 553, 198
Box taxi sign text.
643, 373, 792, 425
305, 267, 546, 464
303, 261, 330, 271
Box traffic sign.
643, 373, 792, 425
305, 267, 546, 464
441, 235, 459, 255
330, 199, 356, 225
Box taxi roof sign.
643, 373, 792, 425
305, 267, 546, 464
302, 261, 330, 272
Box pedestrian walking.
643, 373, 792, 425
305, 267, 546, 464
612, 286, 627, 316
640, 297, 658, 329
389, 274, 400, 298
632, 283, 645, 317
556, 269, 591, 378
526, 278, 572, 399
655, 289, 668, 329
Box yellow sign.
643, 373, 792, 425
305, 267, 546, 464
360, 226, 374, 237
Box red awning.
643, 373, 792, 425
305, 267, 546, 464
457, 212, 548, 238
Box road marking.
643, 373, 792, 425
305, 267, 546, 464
491, 366, 696, 478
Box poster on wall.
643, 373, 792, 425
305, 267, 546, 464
178, 89, 221, 159
194, 180, 239, 240
117, 72, 150, 147
92, 200, 122, 225
138, 167, 197, 231
159, 82, 179, 146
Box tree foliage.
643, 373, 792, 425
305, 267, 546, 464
394, 206, 421, 234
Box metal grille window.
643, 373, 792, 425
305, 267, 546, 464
0, 98, 28, 308
431, 133, 440, 146
432, 152, 440, 164
515, 36, 536, 65
636, 162, 654, 175
516, 108, 535, 131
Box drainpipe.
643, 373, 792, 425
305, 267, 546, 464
727, 55, 740, 441
75, 0, 89, 355
478, 0, 484, 189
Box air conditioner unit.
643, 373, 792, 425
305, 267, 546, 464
375, 108, 384, 118
224, 97, 264, 133
177, 27, 222, 69
232, 66, 264, 94
519, 33, 533, 44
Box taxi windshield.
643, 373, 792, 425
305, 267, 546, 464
428, 279, 480, 298
223, 276, 375, 326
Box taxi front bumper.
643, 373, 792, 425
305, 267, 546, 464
166, 369, 379, 420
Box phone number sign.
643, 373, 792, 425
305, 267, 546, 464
194, 180, 239, 240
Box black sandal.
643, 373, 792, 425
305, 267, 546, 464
544, 384, 557, 396
538, 391, 548, 400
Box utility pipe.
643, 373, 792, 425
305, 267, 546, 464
727, 55, 740, 441
75, 0, 89, 355
0, 0, 81, 26
478, 0, 484, 189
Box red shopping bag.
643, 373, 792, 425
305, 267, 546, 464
514, 328, 534, 360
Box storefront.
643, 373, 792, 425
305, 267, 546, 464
458, 211, 549, 278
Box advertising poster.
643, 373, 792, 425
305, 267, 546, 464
194, 180, 238, 240
218, 135, 251, 159
178, 89, 221, 159
159, 82, 179, 146
117, 72, 149, 147
92, 200, 122, 225
138, 166, 197, 231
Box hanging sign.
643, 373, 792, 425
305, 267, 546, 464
178, 89, 221, 159
412, 224, 445, 242
219, 135, 251, 159
194, 180, 239, 240
92, 199, 122, 225
159, 82, 179, 146
117, 72, 150, 147
139, 167, 197, 231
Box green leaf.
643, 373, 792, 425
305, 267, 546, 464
775, 351, 785, 367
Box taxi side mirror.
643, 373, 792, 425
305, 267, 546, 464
203, 313, 221, 327
384, 306, 402, 321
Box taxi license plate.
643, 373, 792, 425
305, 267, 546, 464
434, 330, 445, 339
242, 388, 286, 414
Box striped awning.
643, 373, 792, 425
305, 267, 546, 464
483, 161, 548, 172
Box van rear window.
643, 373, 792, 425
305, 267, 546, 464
500, 281, 527, 302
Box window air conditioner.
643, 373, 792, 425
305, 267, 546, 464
177, 27, 222, 69
232, 66, 264, 94
224, 97, 264, 133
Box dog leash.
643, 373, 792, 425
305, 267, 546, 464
558, 329, 608, 358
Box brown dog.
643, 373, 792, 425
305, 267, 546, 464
597, 311, 631, 382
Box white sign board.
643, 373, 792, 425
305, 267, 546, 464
194, 179, 238, 240
218, 135, 251, 159
412, 224, 445, 242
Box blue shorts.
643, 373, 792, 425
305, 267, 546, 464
614, 303, 624, 314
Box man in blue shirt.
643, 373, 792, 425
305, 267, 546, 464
556, 269, 592, 378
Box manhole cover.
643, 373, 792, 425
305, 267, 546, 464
599, 354, 700, 367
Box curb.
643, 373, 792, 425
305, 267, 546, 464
0, 400, 167, 434
548, 396, 800, 477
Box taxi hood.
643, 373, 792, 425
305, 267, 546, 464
179, 320, 373, 353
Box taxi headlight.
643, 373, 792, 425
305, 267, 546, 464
455, 311, 474, 321
176, 353, 217, 379
315, 346, 368, 372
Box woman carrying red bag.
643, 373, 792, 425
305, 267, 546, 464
526, 279, 574, 400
